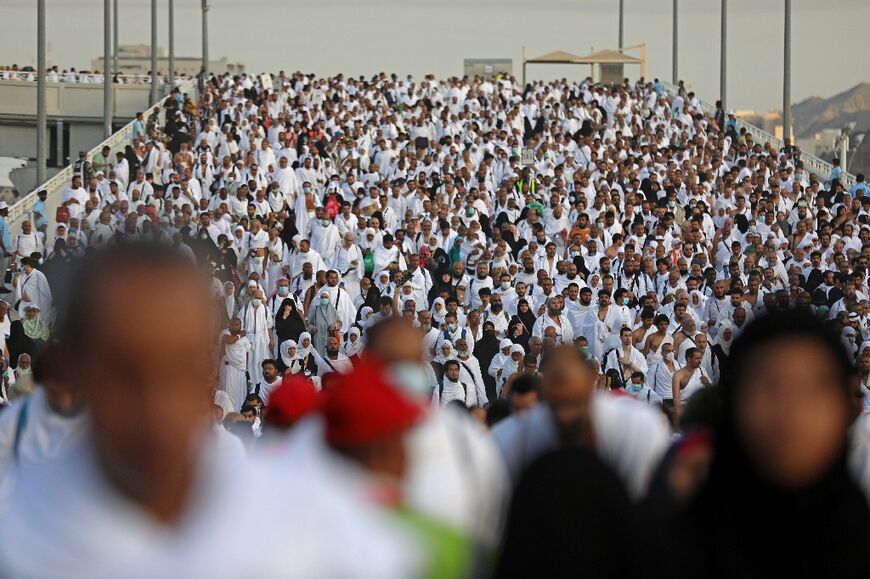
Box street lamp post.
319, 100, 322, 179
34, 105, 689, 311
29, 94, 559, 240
168, 0, 175, 88
113, 0, 119, 71
783, 0, 792, 144
618, 0, 624, 50
150, 0, 158, 105
202, 0, 210, 74
672, 0, 678, 84
104, 0, 113, 137
37, 0, 46, 185
720, 0, 727, 112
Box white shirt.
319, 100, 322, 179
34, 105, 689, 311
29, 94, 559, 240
0, 388, 87, 509
0, 431, 420, 578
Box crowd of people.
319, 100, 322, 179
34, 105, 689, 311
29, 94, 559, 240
0, 70, 869, 576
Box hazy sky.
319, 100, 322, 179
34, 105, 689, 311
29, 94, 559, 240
4, 0, 869, 113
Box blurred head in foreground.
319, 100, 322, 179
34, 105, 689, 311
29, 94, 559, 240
717, 310, 855, 488
673, 311, 869, 577
56, 243, 217, 523
322, 361, 423, 491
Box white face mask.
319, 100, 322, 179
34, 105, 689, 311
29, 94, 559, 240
665, 352, 675, 362
252, 298, 262, 307
386, 362, 431, 398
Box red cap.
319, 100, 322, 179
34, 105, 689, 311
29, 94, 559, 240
321, 361, 423, 449
265, 375, 320, 428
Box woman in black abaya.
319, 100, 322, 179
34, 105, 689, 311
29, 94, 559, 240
656, 311, 870, 578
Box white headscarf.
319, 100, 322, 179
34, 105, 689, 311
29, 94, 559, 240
297, 332, 314, 358
431, 297, 447, 324
500, 344, 525, 381
433, 339, 455, 365
716, 320, 735, 355
280, 339, 298, 367
689, 290, 707, 319
343, 327, 364, 357
842, 326, 858, 358
374, 269, 393, 295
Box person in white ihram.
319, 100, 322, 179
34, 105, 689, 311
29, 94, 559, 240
0, 246, 419, 579
0, 379, 86, 510
242, 289, 273, 386
433, 359, 477, 408
219, 317, 252, 412
15, 257, 53, 323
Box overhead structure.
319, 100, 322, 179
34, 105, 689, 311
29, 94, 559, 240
522, 45, 646, 86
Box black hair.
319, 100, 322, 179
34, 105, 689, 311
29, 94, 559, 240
486, 398, 511, 427
720, 310, 854, 400
511, 373, 540, 396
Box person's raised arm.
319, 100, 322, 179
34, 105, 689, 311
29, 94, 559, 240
671, 370, 682, 428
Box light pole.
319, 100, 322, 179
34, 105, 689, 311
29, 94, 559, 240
113, 0, 119, 72
104, 0, 113, 137
672, 0, 678, 84
202, 0, 210, 74
150, 0, 158, 105
783, 0, 791, 144
720, 0, 727, 112
618, 0, 624, 50
168, 0, 175, 88
37, 0, 46, 184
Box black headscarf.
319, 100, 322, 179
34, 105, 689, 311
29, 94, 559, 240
657, 311, 870, 578
427, 273, 455, 308
7, 320, 36, 369
514, 299, 537, 332
473, 322, 500, 401
274, 298, 306, 344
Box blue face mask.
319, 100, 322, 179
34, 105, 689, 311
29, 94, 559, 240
622, 297, 630, 306
447, 323, 458, 332
626, 382, 644, 394
278, 286, 290, 296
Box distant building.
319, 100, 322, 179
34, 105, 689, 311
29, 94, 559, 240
463, 59, 512, 78
734, 109, 793, 142
92, 44, 244, 77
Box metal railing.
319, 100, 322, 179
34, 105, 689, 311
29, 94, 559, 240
8, 78, 198, 236
0, 72, 194, 87
664, 82, 854, 188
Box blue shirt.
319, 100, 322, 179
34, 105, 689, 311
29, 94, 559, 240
132, 119, 145, 140
32, 199, 46, 230
850, 183, 870, 197
0, 216, 11, 250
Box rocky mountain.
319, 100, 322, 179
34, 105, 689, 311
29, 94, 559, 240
793, 82, 870, 139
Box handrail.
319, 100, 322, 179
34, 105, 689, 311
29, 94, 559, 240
7, 78, 198, 236
0, 74, 193, 86
663, 82, 854, 188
